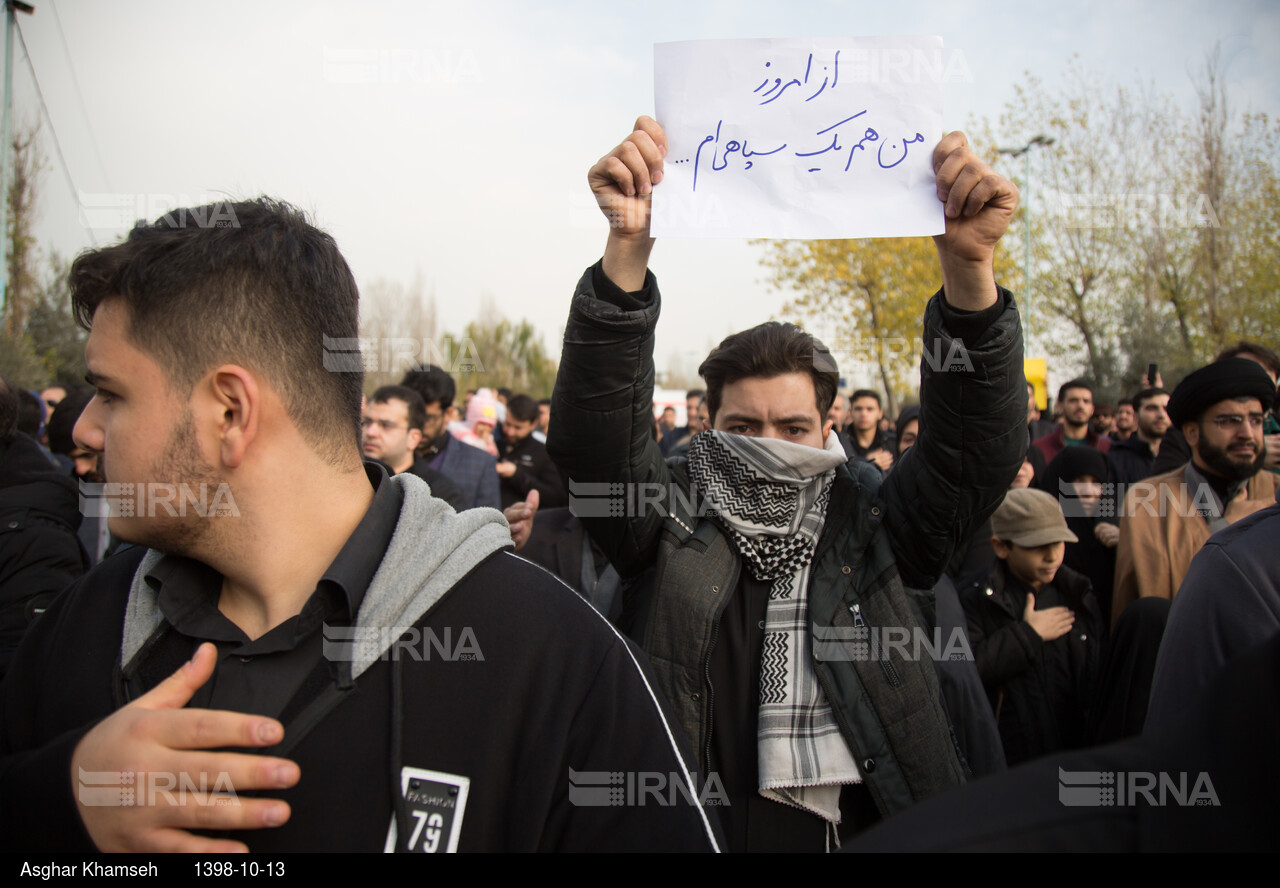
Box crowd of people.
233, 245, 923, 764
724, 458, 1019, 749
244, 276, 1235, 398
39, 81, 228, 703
0, 114, 1275, 853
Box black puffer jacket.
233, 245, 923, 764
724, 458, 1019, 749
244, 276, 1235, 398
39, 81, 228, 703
550, 261, 1028, 817
960, 560, 1102, 766
0, 433, 87, 680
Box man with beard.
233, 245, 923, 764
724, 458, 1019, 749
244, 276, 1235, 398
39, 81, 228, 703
550, 116, 1025, 848
399, 366, 501, 511
0, 199, 719, 853
1106, 387, 1170, 489
1110, 398, 1136, 442
1112, 359, 1277, 625
46, 387, 115, 566
1032, 379, 1111, 463
495, 394, 567, 509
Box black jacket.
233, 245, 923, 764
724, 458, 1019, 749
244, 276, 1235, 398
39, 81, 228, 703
0, 433, 87, 681
0, 474, 720, 852
499, 434, 568, 509
960, 560, 1102, 766
850, 629, 1280, 851
549, 262, 1028, 820
1106, 433, 1158, 488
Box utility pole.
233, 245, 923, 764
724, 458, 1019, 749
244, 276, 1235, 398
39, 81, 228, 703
997, 134, 1054, 350
0, 0, 34, 321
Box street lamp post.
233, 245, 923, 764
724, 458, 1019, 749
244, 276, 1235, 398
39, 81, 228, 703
0, 0, 34, 324
997, 134, 1054, 351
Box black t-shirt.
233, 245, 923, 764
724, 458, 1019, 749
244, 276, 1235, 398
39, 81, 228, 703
124, 463, 400, 716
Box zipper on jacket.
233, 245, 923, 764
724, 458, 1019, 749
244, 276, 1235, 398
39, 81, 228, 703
851, 603, 903, 689
701, 620, 718, 775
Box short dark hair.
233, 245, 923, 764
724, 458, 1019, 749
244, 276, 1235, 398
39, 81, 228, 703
16, 390, 42, 437
1132, 387, 1168, 411
496, 387, 513, 401
686, 389, 705, 402
0, 378, 17, 443
1058, 379, 1094, 403
1116, 397, 1133, 409
69, 198, 363, 467
506, 394, 539, 423
850, 389, 881, 407
1216, 341, 1280, 379
47, 388, 96, 455
538, 397, 551, 407
400, 365, 456, 411
371, 385, 426, 432
698, 322, 838, 423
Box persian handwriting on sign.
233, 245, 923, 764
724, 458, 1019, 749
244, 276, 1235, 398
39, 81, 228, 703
754, 51, 840, 104
682, 109, 925, 190
653, 37, 945, 239
674, 52, 926, 190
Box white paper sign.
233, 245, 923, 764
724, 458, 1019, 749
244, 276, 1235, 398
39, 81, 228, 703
652, 36, 945, 239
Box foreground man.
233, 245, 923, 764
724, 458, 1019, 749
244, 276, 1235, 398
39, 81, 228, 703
0, 199, 718, 853
549, 117, 1026, 849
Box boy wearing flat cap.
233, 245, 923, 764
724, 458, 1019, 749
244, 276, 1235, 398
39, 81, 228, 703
1113, 358, 1278, 626
960, 488, 1102, 766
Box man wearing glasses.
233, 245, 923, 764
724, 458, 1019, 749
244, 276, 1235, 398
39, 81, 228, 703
1113, 358, 1278, 625
362, 385, 465, 511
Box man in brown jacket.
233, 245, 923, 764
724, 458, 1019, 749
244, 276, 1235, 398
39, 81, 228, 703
1113, 359, 1277, 625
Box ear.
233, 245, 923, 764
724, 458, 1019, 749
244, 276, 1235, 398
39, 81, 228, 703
1183, 420, 1200, 448
822, 419, 834, 441
990, 537, 1011, 559
207, 365, 260, 469
406, 428, 423, 452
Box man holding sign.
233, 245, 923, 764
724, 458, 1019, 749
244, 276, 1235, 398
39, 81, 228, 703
549, 115, 1025, 849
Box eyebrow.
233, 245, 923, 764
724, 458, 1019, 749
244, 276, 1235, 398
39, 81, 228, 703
719, 413, 814, 426
84, 371, 115, 387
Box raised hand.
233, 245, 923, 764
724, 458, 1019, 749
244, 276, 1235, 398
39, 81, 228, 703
590, 116, 667, 291
930, 131, 1019, 310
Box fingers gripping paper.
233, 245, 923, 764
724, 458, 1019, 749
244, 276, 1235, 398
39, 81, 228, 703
652, 37, 946, 239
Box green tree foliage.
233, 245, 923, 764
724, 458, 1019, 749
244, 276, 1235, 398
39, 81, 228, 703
756, 137, 1020, 414
454, 313, 558, 399
358, 279, 557, 400
995, 52, 1280, 399
0, 123, 86, 389
758, 236, 940, 417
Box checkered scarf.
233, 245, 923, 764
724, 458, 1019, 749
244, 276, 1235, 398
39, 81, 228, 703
686, 430, 861, 826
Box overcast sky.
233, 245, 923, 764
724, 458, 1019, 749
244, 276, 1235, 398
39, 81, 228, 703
13, 0, 1279, 387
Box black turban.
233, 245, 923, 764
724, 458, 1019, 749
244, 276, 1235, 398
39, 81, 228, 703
1167, 358, 1276, 427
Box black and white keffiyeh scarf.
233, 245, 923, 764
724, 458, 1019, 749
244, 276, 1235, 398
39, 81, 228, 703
686, 429, 861, 827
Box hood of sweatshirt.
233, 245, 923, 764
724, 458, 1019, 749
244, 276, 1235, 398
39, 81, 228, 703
121, 473, 512, 679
